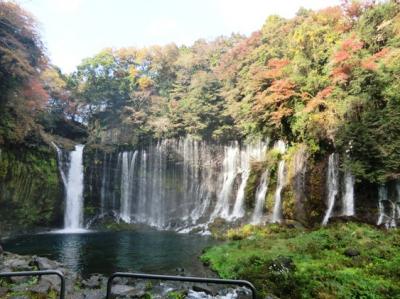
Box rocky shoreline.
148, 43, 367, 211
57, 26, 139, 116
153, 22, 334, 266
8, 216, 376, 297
0, 245, 252, 299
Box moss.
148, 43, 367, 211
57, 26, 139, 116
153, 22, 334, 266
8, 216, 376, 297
304, 157, 328, 227
244, 162, 263, 209
202, 222, 400, 299
0, 145, 62, 233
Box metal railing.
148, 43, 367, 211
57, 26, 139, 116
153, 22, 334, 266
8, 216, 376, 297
0, 270, 65, 299
0, 270, 257, 299
106, 272, 257, 299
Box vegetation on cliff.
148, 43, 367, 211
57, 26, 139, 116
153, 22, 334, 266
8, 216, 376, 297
0, 1, 79, 233
202, 222, 400, 298
65, 1, 400, 184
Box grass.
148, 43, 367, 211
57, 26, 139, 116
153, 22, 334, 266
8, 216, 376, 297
201, 223, 400, 299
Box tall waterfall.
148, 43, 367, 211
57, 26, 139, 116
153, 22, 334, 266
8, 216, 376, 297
120, 151, 138, 223
211, 143, 240, 219
322, 153, 339, 226
54, 144, 86, 232
342, 172, 355, 216
251, 170, 269, 224
272, 140, 286, 223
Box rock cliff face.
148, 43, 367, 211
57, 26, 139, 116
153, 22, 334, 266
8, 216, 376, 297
1, 135, 397, 235
0, 145, 62, 235
78, 138, 399, 232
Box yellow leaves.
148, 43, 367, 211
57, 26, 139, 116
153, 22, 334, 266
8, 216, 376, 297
137, 76, 153, 90
128, 66, 138, 79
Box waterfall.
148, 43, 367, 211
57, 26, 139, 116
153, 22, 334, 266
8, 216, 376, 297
230, 141, 268, 219
377, 184, 399, 228
251, 170, 269, 224
95, 137, 269, 231
120, 151, 138, 223
211, 143, 240, 219
137, 150, 148, 223
377, 185, 388, 226
51, 142, 67, 186
271, 140, 286, 223
61, 144, 86, 232
322, 153, 339, 226
342, 172, 355, 216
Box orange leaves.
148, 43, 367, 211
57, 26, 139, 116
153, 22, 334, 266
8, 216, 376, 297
331, 36, 363, 83
334, 50, 351, 63
304, 86, 333, 113
263, 59, 290, 79
361, 48, 390, 70
333, 37, 363, 64
254, 79, 296, 127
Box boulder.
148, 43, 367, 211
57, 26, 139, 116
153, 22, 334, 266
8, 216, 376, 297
32, 256, 61, 270
344, 248, 360, 257
111, 284, 140, 297
82, 274, 105, 289
192, 285, 214, 296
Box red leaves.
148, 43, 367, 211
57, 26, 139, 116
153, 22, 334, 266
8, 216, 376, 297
22, 79, 49, 110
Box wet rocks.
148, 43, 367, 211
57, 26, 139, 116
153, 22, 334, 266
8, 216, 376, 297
82, 274, 106, 289
111, 284, 143, 297
192, 284, 214, 296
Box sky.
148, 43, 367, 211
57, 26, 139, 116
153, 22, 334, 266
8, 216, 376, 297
19, 0, 341, 73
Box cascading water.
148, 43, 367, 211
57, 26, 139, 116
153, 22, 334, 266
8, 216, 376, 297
211, 143, 240, 219
377, 183, 400, 228
377, 185, 388, 227
96, 137, 268, 231
230, 141, 268, 219
54, 144, 86, 232
120, 151, 138, 223
342, 172, 355, 216
251, 170, 269, 224
322, 153, 339, 226
271, 140, 286, 223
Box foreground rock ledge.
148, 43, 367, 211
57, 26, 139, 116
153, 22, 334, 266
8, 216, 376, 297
0, 251, 253, 298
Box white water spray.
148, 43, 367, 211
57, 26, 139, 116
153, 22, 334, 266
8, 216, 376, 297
342, 172, 355, 216
271, 140, 286, 223
251, 170, 269, 224
322, 153, 339, 226
63, 144, 86, 232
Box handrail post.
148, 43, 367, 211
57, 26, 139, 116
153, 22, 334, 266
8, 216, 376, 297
0, 270, 65, 299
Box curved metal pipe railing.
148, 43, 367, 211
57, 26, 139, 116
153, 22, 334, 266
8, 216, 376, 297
106, 272, 257, 299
